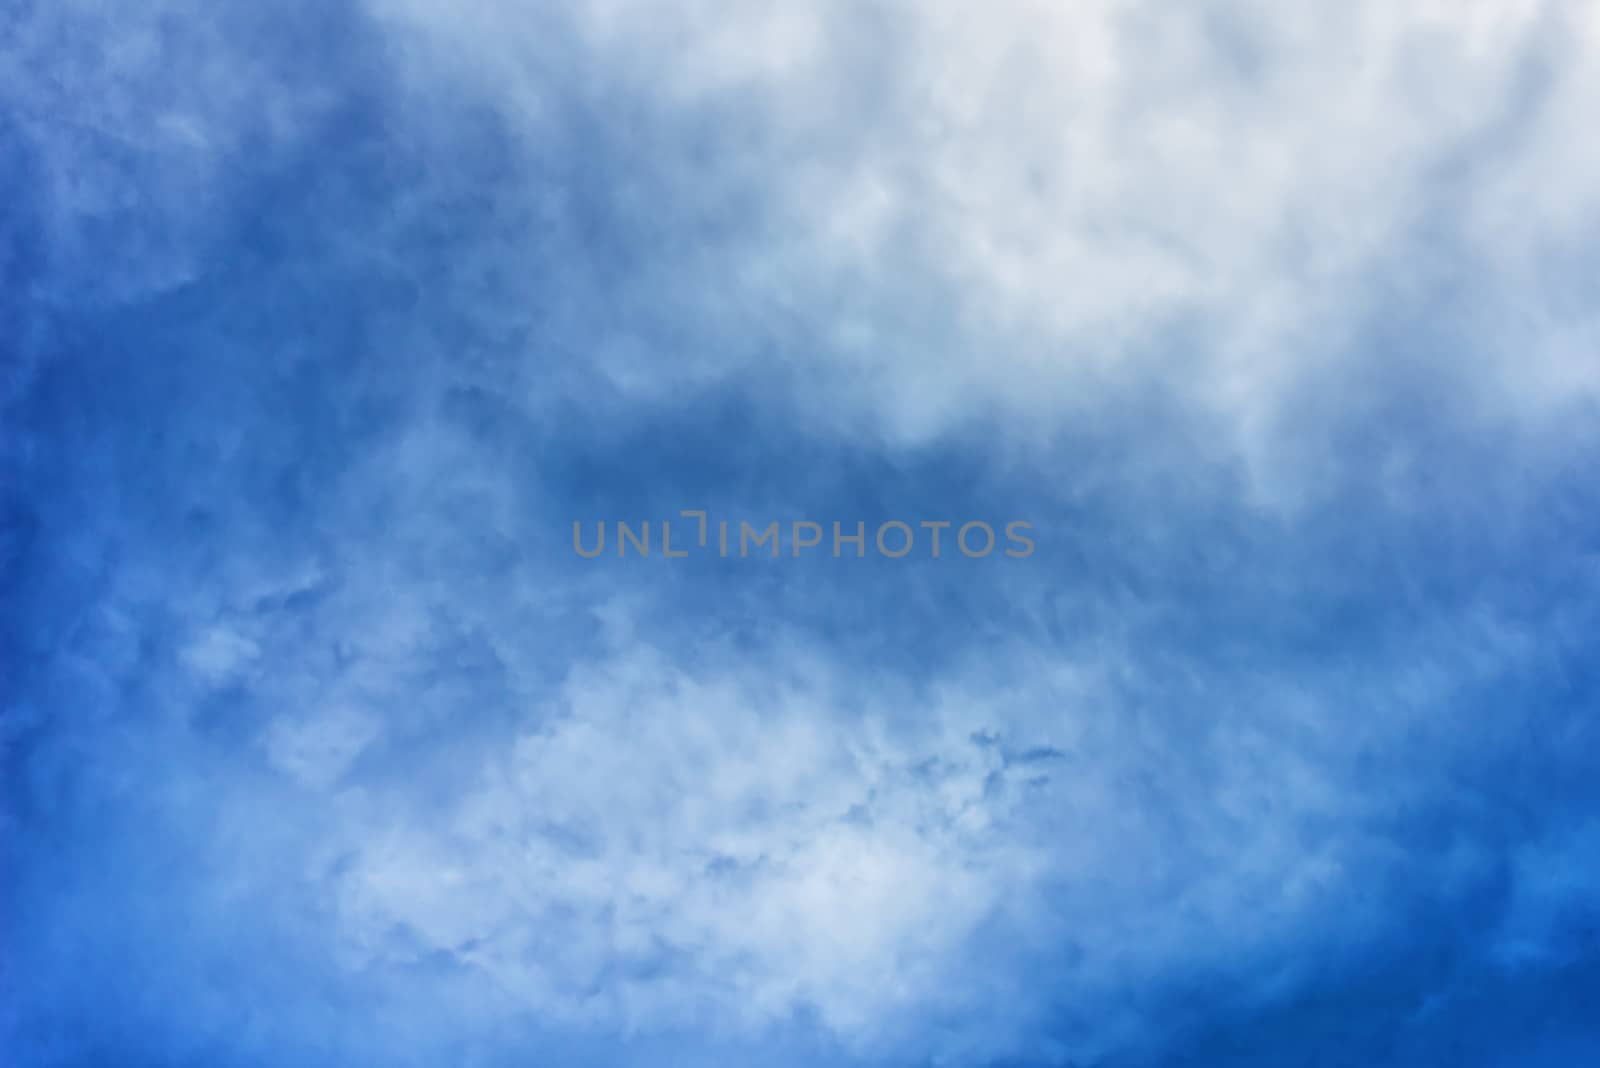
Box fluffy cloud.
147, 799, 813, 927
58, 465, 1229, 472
366, 0, 1600, 454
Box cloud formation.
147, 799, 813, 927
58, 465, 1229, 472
4, 2, 1600, 1066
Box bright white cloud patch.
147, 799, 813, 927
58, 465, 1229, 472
369, 0, 1600, 457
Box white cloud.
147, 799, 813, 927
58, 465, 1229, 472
181, 625, 262, 685
323, 644, 1013, 1045
265, 705, 382, 789
235, 607, 1545, 1061
364, 0, 1600, 491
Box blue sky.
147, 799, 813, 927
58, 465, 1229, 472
4, 1, 1600, 1065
